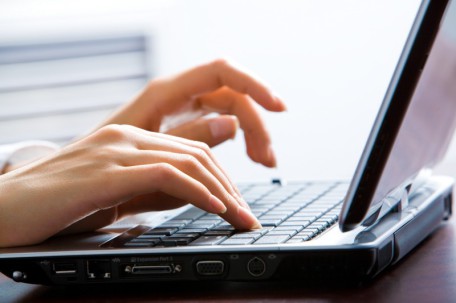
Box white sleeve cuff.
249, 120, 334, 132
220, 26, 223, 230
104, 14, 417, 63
0, 140, 60, 174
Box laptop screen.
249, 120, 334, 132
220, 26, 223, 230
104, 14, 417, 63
340, 0, 456, 231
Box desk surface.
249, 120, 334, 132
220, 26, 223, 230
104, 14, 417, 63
1, 219, 456, 303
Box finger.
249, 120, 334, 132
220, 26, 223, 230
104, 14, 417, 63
196, 87, 277, 167
123, 125, 247, 207
166, 115, 239, 147
118, 164, 260, 230
118, 192, 187, 217
158, 128, 247, 206
110, 163, 227, 215
121, 149, 240, 210
158, 59, 286, 113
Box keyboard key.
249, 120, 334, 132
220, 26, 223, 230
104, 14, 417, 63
156, 223, 187, 229
161, 237, 193, 246
196, 219, 224, 225
259, 218, 284, 227
211, 225, 236, 231
144, 228, 178, 236
320, 215, 338, 224
314, 220, 331, 229
198, 213, 221, 220
306, 223, 327, 232
294, 235, 315, 243
273, 226, 304, 233
169, 233, 200, 239
260, 215, 289, 222
253, 235, 290, 244
173, 208, 205, 220
220, 238, 255, 245
286, 237, 305, 244
232, 229, 268, 237
295, 230, 317, 240
124, 242, 156, 248
266, 210, 295, 216
290, 214, 318, 221
276, 206, 301, 211
250, 208, 270, 216
267, 230, 298, 237
177, 228, 207, 234
189, 236, 227, 246
137, 234, 162, 240
204, 230, 233, 236
280, 221, 311, 227
185, 224, 213, 230
125, 238, 161, 247
230, 233, 263, 241
157, 219, 190, 226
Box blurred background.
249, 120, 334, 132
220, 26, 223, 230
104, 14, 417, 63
1, 0, 455, 183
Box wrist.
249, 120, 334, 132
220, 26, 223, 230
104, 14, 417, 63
0, 141, 59, 175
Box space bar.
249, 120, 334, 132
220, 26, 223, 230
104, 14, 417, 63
189, 236, 227, 246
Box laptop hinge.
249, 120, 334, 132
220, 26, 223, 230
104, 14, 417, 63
362, 169, 432, 227
362, 185, 410, 226
393, 184, 411, 213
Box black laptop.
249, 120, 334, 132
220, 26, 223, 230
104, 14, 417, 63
1, 0, 456, 285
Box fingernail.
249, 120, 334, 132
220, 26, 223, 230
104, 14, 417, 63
274, 95, 287, 111
237, 206, 262, 230
209, 195, 227, 214
209, 116, 238, 141
231, 115, 240, 137
279, 100, 288, 111
267, 145, 277, 168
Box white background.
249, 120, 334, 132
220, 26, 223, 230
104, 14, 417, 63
2, 0, 455, 183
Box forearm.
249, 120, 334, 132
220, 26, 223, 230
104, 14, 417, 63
0, 165, 96, 247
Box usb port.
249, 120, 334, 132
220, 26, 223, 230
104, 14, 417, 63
52, 262, 77, 275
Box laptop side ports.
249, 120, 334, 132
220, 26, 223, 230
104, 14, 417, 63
121, 263, 182, 277
52, 262, 77, 275
247, 257, 266, 277
195, 260, 225, 276
86, 260, 112, 280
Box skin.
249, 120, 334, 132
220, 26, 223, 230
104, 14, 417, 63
0, 59, 286, 247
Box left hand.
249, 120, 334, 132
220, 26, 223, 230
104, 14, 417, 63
0, 59, 286, 246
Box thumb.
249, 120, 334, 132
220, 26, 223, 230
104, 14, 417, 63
166, 115, 239, 147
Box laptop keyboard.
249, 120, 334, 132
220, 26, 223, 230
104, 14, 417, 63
122, 182, 347, 248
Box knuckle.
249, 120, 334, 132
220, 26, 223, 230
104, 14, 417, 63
146, 78, 165, 93
180, 154, 200, 171
211, 58, 230, 70
195, 141, 211, 153
191, 144, 211, 163
97, 124, 130, 142
155, 163, 176, 179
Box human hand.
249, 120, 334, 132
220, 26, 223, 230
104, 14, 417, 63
101, 59, 286, 167
0, 59, 286, 247
0, 124, 264, 247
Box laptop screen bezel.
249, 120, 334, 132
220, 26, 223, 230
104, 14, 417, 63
339, 0, 450, 232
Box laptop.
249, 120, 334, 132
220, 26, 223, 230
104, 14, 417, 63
1, 0, 456, 285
